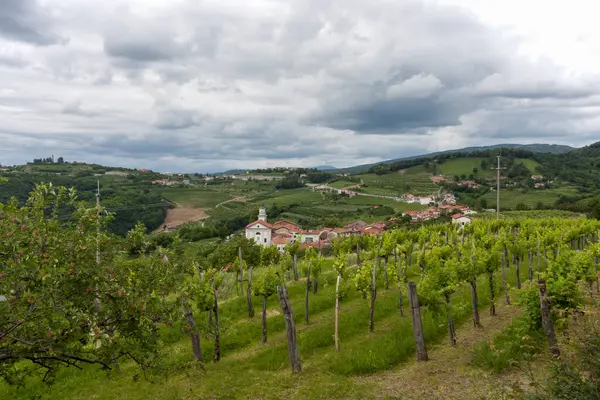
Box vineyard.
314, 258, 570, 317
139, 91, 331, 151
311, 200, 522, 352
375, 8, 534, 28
2, 184, 600, 399
355, 169, 440, 196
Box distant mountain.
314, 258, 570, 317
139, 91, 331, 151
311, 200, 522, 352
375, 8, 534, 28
218, 169, 247, 175
333, 143, 575, 174
313, 165, 338, 171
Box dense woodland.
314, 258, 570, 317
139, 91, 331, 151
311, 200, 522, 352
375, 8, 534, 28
0, 167, 168, 236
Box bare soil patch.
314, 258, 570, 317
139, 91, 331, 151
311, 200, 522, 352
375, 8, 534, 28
159, 207, 208, 230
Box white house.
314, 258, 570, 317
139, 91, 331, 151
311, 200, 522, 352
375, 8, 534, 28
245, 206, 273, 246
451, 214, 472, 225
419, 196, 434, 205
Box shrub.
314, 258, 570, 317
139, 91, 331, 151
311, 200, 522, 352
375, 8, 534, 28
472, 317, 543, 372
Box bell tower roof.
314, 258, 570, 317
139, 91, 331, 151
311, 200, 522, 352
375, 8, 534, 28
258, 205, 267, 221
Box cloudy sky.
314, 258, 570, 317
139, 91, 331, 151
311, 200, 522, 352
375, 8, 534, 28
1, 0, 599, 172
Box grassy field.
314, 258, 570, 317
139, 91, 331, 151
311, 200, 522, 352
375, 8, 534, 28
1, 254, 538, 400
355, 171, 439, 196
328, 180, 358, 189
157, 187, 232, 208
477, 187, 578, 209
516, 158, 540, 172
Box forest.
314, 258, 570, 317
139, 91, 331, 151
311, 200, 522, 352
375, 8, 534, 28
0, 170, 168, 236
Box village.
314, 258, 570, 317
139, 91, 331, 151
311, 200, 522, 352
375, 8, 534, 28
245, 200, 475, 252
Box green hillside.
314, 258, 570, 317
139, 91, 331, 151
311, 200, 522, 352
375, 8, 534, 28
437, 157, 491, 178
156, 187, 232, 208
334, 143, 573, 174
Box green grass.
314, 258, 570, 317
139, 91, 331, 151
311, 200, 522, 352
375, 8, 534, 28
353, 171, 439, 196
478, 187, 579, 209
472, 317, 544, 372
156, 188, 232, 208
516, 158, 541, 172
328, 181, 358, 189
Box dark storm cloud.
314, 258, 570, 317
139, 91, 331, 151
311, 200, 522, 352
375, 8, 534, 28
103, 37, 185, 63
0, 0, 65, 45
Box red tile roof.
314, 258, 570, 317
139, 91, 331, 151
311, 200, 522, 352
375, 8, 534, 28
246, 220, 274, 229
273, 220, 301, 228
272, 236, 289, 245
451, 213, 464, 219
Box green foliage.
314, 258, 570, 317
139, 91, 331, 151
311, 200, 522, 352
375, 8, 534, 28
472, 317, 544, 372
525, 316, 600, 399
253, 266, 280, 298
517, 251, 584, 331
353, 261, 373, 297
0, 184, 176, 383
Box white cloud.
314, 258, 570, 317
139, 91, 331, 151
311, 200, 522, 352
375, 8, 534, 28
0, 0, 598, 172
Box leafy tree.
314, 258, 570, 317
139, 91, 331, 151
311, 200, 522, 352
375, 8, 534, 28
0, 184, 175, 384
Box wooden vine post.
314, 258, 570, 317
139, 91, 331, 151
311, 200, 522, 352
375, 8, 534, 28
408, 282, 428, 361
278, 285, 301, 372
212, 278, 221, 362
538, 279, 560, 357
238, 247, 244, 296
262, 296, 268, 344
369, 261, 378, 333
247, 265, 254, 318
293, 254, 299, 281
501, 251, 511, 305
181, 295, 203, 362
305, 261, 312, 325
334, 273, 341, 351
528, 249, 534, 282
470, 254, 480, 327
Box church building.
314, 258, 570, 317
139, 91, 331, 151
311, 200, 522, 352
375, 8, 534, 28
245, 206, 273, 246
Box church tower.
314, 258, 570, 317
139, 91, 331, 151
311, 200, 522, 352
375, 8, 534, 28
258, 205, 267, 221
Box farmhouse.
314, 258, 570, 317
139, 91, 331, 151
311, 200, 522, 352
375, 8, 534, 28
451, 214, 472, 226
405, 194, 434, 205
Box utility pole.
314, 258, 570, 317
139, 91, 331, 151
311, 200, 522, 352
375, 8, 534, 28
96, 180, 101, 265
491, 155, 506, 218
94, 180, 101, 312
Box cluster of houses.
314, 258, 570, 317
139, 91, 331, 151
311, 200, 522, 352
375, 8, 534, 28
310, 184, 358, 197
531, 175, 548, 189
431, 175, 480, 188
245, 204, 473, 252
245, 206, 389, 251
151, 178, 191, 186
401, 204, 476, 224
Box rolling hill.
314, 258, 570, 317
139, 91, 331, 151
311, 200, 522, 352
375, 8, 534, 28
333, 143, 574, 174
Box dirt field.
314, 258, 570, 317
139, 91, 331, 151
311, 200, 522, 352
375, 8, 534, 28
156, 196, 248, 232
157, 206, 209, 231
